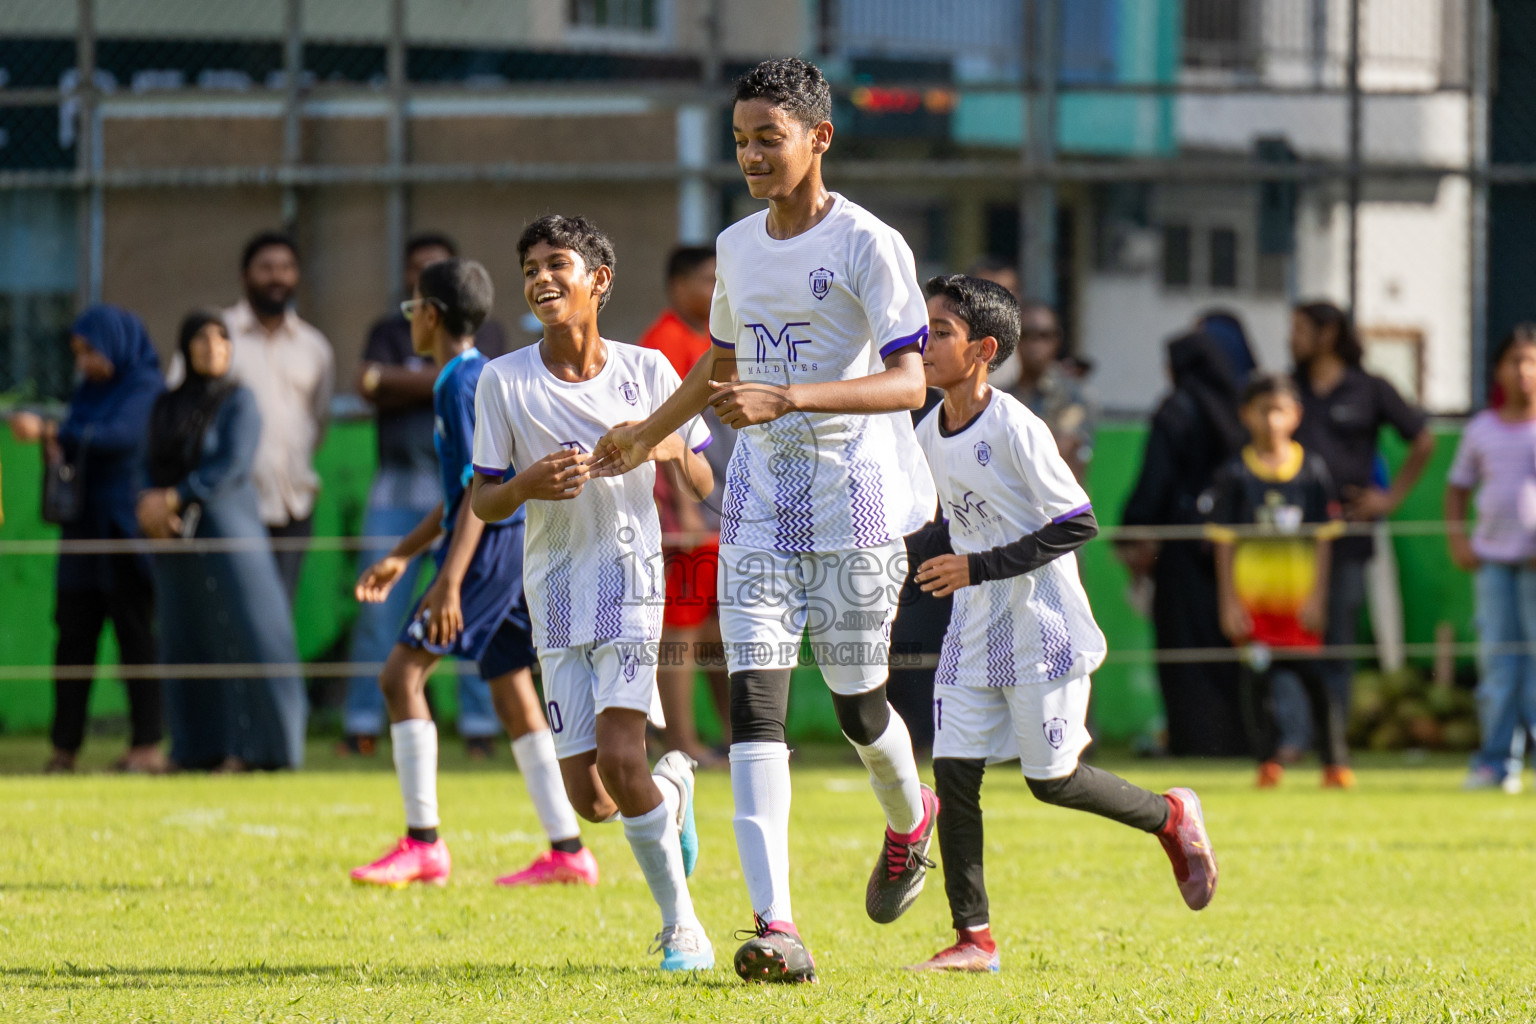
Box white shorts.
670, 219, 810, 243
931, 674, 1092, 779
717, 540, 905, 696
539, 639, 665, 760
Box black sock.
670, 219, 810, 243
407, 827, 439, 844
1026, 763, 1170, 832
551, 837, 583, 855
933, 757, 989, 931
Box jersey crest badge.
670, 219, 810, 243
809, 267, 834, 300
974, 441, 992, 466
621, 646, 640, 682
1043, 717, 1067, 750
620, 380, 640, 405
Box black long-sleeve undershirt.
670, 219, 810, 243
906, 508, 1099, 584
967, 507, 1098, 583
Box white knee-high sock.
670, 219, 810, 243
622, 801, 698, 930
391, 719, 439, 831
849, 708, 924, 835
730, 741, 793, 924
511, 730, 581, 843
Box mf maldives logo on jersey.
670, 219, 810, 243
946, 490, 990, 529
745, 321, 818, 370
974, 441, 992, 466
619, 380, 641, 406
809, 267, 834, 300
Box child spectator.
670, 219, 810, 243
1447, 325, 1536, 791
1207, 372, 1350, 788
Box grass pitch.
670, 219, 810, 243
1, 739, 1533, 1023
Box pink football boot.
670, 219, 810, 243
494, 847, 599, 887
350, 837, 451, 888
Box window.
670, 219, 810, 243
569, 0, 657, 31
1209, 227, 1238, 289
1183, 0, 1258, 72
0, 190, 76, 401
1161, 224, 1191, 287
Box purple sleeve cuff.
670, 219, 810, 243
712, 335, 735, 349
1050, 502, 1092, 525
473, 463, 508, 478
691, 434, 715, 454
879, 325, 929, 359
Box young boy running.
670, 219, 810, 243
469, 215, 717, 971
1208, 373, 1351, 788
909, 274, 1217, 972
593, 57, 939, 983
349, 258, 597, 889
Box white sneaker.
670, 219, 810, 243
1502, 773, 1524, 795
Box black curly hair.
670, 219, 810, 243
925, 274, 1020, 371
516, 214, 617, 311
733, 57, 832, 130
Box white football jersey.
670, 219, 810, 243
915, 390, 1106, 688
710, 193, 937, 553
472, 342, 711, 650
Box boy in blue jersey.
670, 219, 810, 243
349, 258, 596, 889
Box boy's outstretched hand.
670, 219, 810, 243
589, 423, 653, 478
520, 449, 591, 500
916, 554, 971, 597
356, 555, 408, 603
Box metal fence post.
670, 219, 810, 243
1468, 0, 1491, 407
1346, 0, 1362, 315
281, 0, 303, 231
385, 0, 407, 301
1021, 0, 1058, 307
75, 0, 101, 306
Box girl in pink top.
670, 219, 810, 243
1447, 325, 1536, 789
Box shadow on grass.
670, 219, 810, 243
1, 961, 741, 991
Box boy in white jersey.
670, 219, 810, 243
592, 58, 938, 983
469, 215, 717, 972
908, 274, 1218, 973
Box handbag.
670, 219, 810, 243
41, 428, 89, 526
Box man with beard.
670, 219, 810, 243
216, 231, 335, 598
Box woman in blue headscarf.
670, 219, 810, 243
8, 305, 167, 773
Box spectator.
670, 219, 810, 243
1446, 324, 1536, 790
1197, 309, 1259, 392
7, 305, 165, 774
1290, 301, 1434, 717
170, 232, 335, 600
139, 311, 307, 771
1005, 301, 1098, 483
1207, 372, 1352, 788
341, 232, 509, 757
638, 244, 732, 766
1120, 330, 1251, 757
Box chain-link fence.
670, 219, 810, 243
0, 0, 1528, 751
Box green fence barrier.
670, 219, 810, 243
0, 419, 1475, 743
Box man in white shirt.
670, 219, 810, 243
593, 57, 937, 983
226, 232, 334, 599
